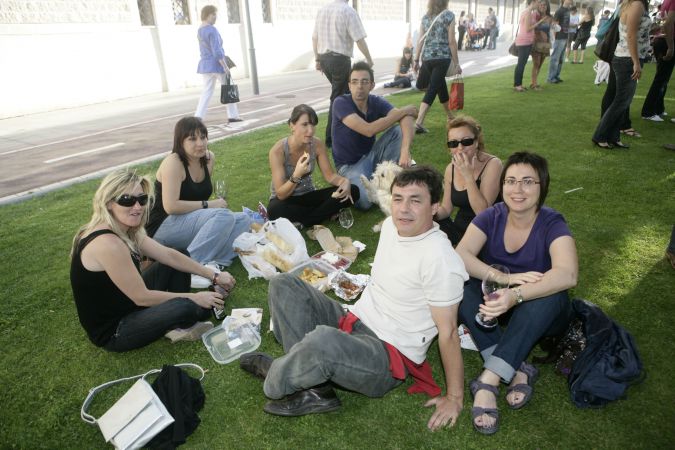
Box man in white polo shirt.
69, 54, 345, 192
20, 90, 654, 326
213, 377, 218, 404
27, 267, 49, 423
240, 166, 468, 430
312, 0, 374, 148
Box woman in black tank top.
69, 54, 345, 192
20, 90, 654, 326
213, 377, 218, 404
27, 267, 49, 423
146, 117, 252, 271
435, 115, 503, 245
70, 169, 236, 351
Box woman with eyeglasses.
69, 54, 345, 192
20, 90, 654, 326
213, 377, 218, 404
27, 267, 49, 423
70, 169, 236, 352
455, 152, 578, 435
146, 117, 251, 285
435, 115, 502, 246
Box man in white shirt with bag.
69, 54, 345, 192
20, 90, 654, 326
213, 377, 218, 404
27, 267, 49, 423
240, 166, 468, 430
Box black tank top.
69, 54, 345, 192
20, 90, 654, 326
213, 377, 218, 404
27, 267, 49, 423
70, 230, 143, 347
450, 157, 496, 233
146, 162, 213, 236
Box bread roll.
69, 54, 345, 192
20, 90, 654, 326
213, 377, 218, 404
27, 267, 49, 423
263, 247, 294, 272
265, 231, 294, 254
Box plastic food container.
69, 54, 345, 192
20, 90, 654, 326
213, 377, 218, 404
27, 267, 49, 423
311, 251, 352, 271
288, 259, 336, 291
202, 317, 261, 364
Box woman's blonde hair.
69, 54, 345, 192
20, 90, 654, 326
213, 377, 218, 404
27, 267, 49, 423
447, 115, 487, 158
71, 169, 154, 258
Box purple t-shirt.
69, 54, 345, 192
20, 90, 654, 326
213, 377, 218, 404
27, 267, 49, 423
472, 202, 572, 274
331, 94, 394, 167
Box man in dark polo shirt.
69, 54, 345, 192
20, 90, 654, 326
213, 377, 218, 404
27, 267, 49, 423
330, 62, 417, 210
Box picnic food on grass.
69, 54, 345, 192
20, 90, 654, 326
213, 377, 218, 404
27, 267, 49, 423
299, 268, 327, 284
265, 231, 294, 254
263, 247, 294, 272
339, 279, 360, 297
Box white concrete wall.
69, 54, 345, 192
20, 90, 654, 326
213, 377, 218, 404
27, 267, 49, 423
0, 0, 416, 119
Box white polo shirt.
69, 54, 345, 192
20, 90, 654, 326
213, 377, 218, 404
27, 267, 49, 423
350, 217, 468, 364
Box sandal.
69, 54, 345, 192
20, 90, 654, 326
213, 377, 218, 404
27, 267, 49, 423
514, 86, 527, 92
470, 378, 500, 435
506, 361, 539, 410
529, 84, 542, 91
592, 139, 613, 149
620, 128, 642, 138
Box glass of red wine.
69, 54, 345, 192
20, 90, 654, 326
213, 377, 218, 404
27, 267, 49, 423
475, 264, 510, 328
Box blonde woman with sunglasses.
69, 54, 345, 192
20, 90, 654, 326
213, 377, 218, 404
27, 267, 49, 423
70, 169, 235, 352
435, 115, 502, 245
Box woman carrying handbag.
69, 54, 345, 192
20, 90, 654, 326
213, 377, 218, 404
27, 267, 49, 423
195, 5, 242, 123
413, 0, 462, 134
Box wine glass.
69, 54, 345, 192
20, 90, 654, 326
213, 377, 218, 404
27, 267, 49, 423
214, 179, 228, 200
338, 209, 354, 229
475, 264, 510, 328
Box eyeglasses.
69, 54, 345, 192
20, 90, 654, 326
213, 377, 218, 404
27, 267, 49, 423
503, 178, 541, 188
349, 79, 372, 86
116, 194, 149, 207
447, 138, 476, 148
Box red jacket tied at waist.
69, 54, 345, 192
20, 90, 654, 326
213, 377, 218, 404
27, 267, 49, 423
338, 311, 441, 397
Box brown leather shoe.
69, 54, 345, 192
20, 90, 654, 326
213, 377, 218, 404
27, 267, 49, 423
263, 386, 341, 416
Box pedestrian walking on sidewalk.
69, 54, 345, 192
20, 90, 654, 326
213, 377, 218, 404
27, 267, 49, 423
414, 0, 462, 133
312, 0, 373, 148
195, 5, 242, 122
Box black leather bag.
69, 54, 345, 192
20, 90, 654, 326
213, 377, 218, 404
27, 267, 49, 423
220, 75, 239, 104
594, 15, 620, 63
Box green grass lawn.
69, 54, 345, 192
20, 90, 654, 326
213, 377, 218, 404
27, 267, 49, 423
1, 55, 674, 449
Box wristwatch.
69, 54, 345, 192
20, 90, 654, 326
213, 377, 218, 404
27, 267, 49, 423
212, 271, 220, 286
289, 176, 301, 184
512, 287, 524, 305
202, 200, 208, 209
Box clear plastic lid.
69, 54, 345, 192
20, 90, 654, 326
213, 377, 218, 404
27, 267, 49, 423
202, 317, 261, 364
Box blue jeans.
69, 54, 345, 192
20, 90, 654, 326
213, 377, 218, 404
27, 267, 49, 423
547, 38, 567, 82
593, 57, 637, 144
514, 44, 532, 87
458, 278, 572, 383
337, 126, 402, 210
263, 274, 402, 399
153, 208, 252, 266
103, 261, 211, 352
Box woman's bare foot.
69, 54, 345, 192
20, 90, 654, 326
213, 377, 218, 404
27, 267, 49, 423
506, 370, 528, 406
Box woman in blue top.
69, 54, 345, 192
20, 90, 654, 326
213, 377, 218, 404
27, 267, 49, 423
456, 152, 578, 435
195, 5, 241, 122
413, 0, 462, 133
267, 104, 359, 227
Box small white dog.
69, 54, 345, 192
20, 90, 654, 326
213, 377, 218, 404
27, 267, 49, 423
359, 161, 403, 232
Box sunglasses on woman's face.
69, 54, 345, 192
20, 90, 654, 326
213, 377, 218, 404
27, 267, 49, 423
447, 138, 476, 148
115, 194, 149, 207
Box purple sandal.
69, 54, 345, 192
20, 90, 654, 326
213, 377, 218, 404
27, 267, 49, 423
470, 378, 500, 435
506, 361, 539, 410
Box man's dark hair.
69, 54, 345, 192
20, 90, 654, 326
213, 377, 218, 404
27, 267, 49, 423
391, 165, 443, 204
500, 151, 550, 210
350, 61, 374, 83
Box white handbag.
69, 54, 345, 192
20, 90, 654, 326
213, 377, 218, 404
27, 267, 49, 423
81, 364, 205, 450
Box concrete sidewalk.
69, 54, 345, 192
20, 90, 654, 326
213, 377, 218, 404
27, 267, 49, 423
0, 46, 516, 205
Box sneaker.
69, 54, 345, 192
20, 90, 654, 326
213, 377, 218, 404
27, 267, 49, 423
165, 321, 214, 343
671, 118, 675, 124
191, 263, 219, 289
643, 115, 664, 122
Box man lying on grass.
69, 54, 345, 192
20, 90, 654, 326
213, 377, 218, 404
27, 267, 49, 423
239, 166, 469, 430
